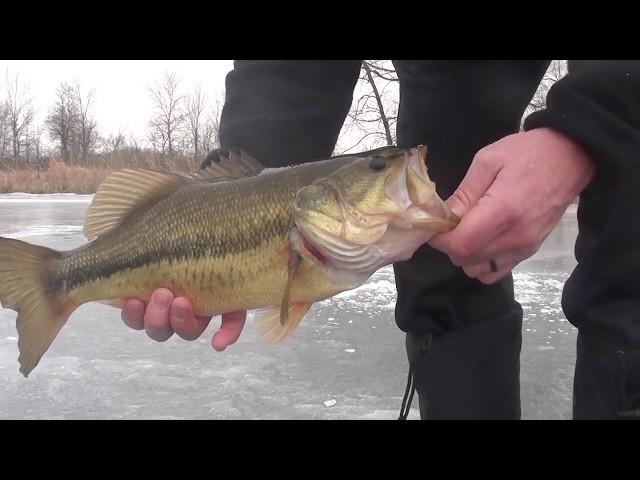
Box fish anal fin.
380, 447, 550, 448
253, 302, 313, 344
84, 169, 189, 240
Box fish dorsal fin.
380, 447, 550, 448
84, 169, 188, 240
191, 148, 265, 181
253, 302, 313, 344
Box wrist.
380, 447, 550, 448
527, 127, 596, 183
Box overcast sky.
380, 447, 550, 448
0, 60, 234, 140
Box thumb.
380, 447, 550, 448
444, 156, 498, 219
429, 155, 498, 253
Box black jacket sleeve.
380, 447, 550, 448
523, 60, 640, 182
218, 60, 362, 168
524, 61, 640, 336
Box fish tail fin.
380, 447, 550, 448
0, 237, 71, 377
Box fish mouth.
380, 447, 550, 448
391, 145, 460, 229
292, 145, 459, 276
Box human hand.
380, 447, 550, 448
121, 288, 247, 351
429, 127, 595, 284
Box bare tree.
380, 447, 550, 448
25, 124, 45, 166
45, 81, 80, 163
146, 116, 168, 157
73, 81, 99, 166
335, 61, 569, 154
0, 99, 9, 164
5, 72, 36, 165
184, 83, 208, 163
336, 60, 399, 154
196, 94, 223, 161
147, 71, 185, 160
522, 60, 568, 125
100, 125, 128, 154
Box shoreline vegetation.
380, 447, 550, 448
0, 159, 196, 195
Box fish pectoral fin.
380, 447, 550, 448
280, 252, 302, 326
253, 302, 313, 344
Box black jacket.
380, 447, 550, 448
524, 60, 640, 182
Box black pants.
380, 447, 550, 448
392, 60, 546, 419
219, 60, 640, 419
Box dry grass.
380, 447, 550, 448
0, 156, 197, 194
0, 160, 112, 194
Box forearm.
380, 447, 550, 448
524, 60, 640, 182
219, 60, 362, 168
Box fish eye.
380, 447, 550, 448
368, 156, 387, 172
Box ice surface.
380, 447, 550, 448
0, 197, 579, 420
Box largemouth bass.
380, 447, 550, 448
0, 145, 459, 377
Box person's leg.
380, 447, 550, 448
393, 60, 550, 419
560, 60, 640, 419
572, 332, 640, 419
218, 60, 363, 167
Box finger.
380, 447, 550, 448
212, 311, 247, 351
122, 298, 146, 330
461, 247, 532, 281
476, 262, 519, 285
170, 297, 212, 341
448, 217, 547, 267
429, 160, 506, 257
429, 199, 511, 262
444, 151, 500, 219
430, 182, 518, 264
462, 258, 518, 285
143, 288, 175, 342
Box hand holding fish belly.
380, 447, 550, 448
122, 289, 246, 350
428, 128, 594, 284
0, 146, 458, 377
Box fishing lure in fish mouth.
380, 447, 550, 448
0, 145, 458, 377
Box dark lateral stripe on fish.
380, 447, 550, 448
50, 217, 293, 293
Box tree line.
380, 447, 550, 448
0, 70, 222, 171
0, 61, 568, 171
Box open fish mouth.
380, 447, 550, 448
292, 145, 459, 276
388, 145, 460, 228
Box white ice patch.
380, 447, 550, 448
2, 225, 84, 239
324, 399, 336, 407
535, 345, 555, 351
0, 193, 93, 203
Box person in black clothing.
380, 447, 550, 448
121, 60, 640, 420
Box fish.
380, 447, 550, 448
0, 145, 459, 377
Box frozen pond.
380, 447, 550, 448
0, 194, 579, 419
